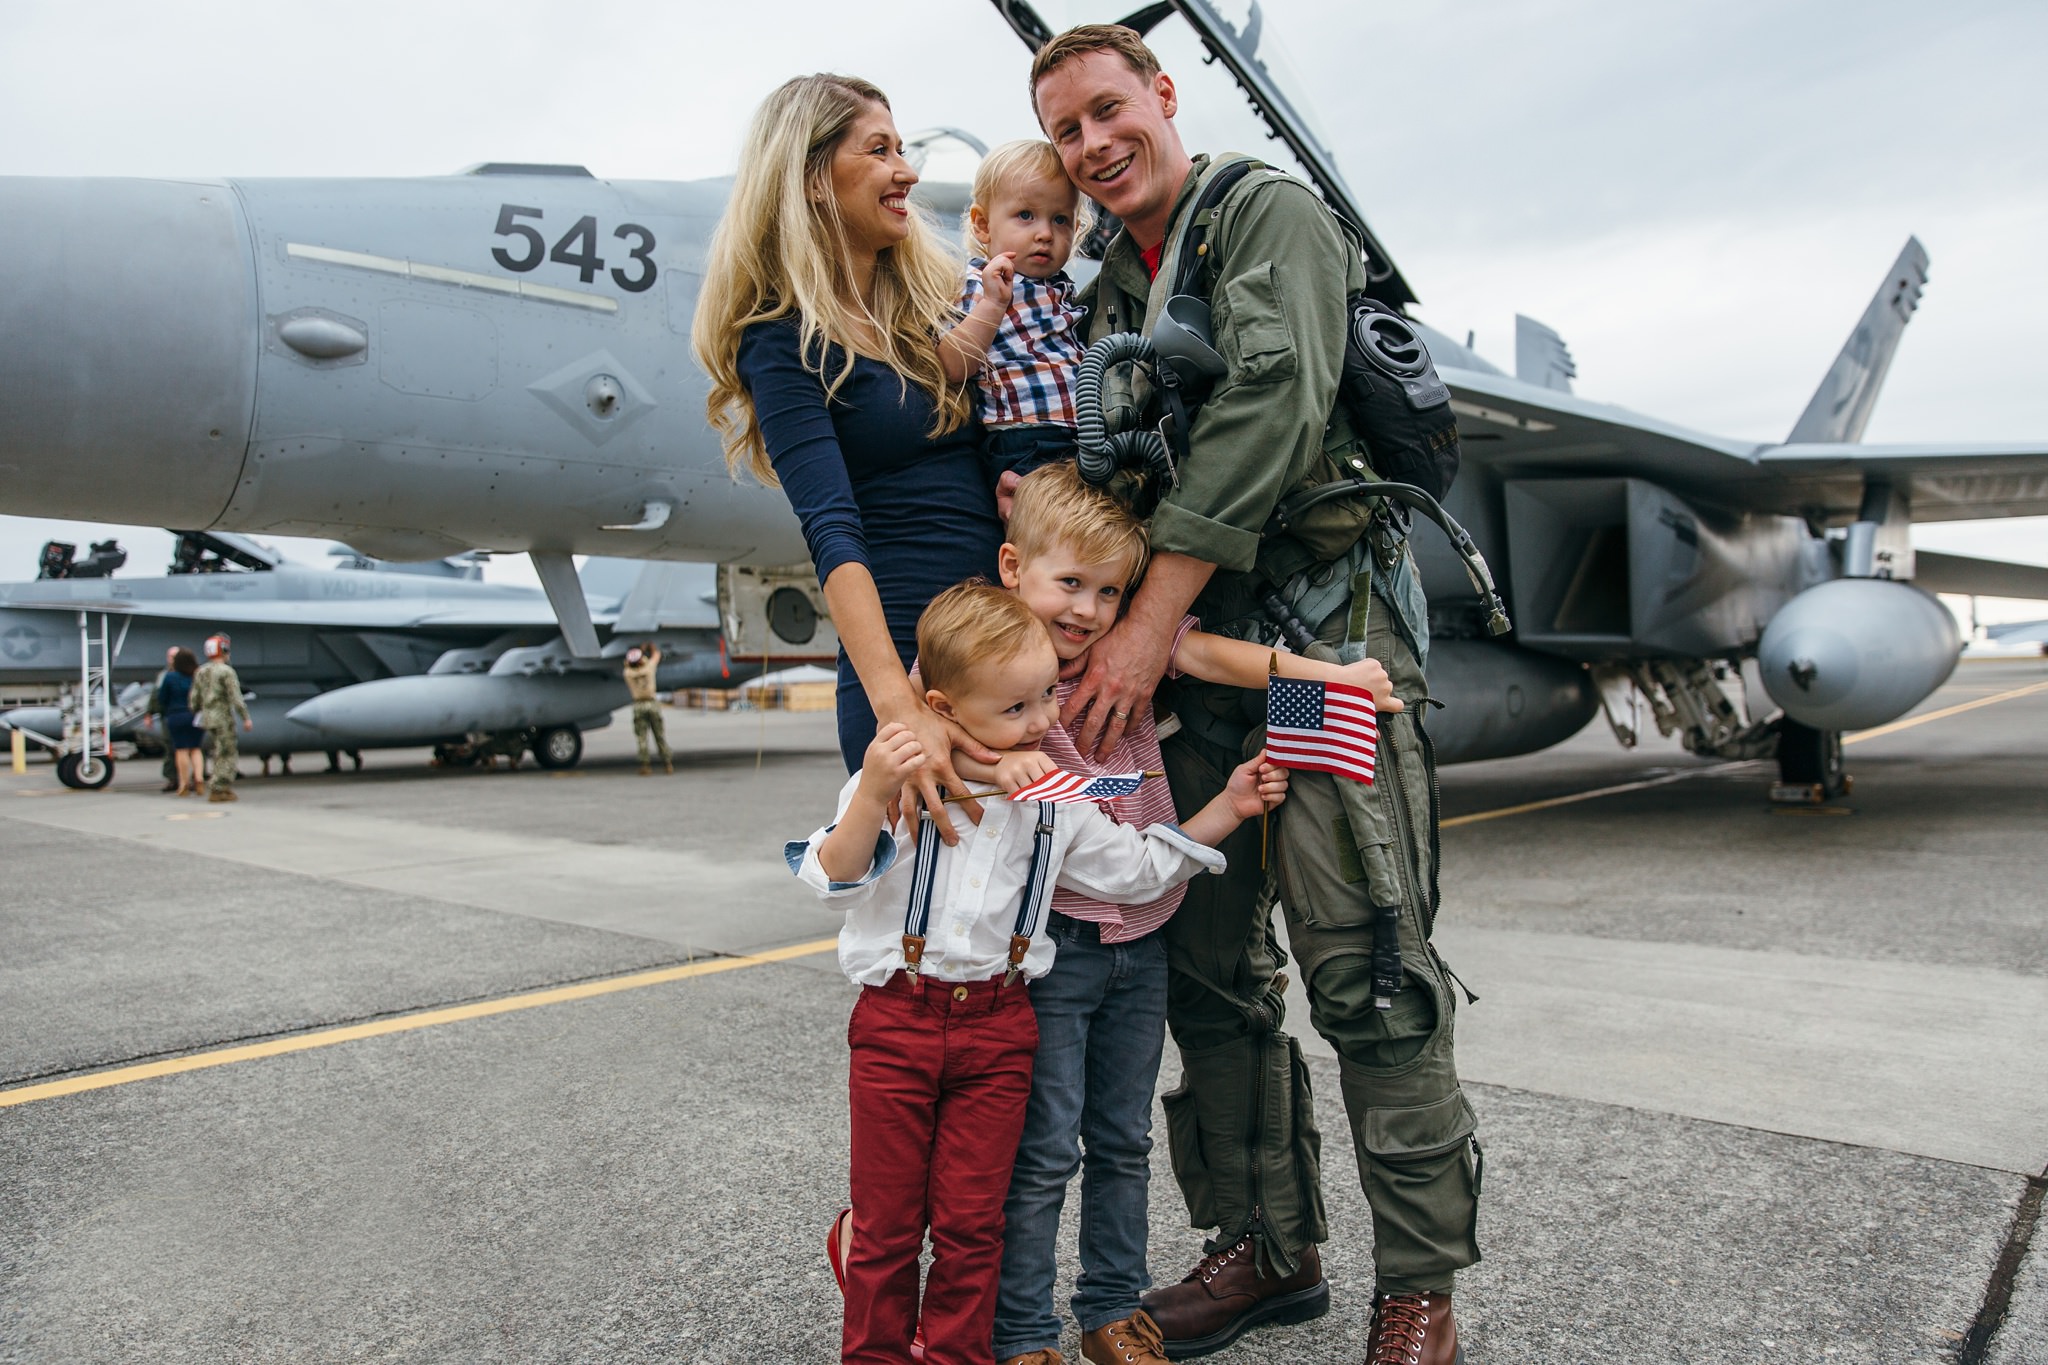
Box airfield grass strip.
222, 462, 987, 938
0, 936, 839, 1108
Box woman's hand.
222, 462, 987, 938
888, 703, 1002, 845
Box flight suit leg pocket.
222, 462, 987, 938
1161, 1081, 1222, 1231
1344, 1079, 1483, 1286
1275, 769, 1401, 931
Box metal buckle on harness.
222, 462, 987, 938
1003, 935, 1031, 988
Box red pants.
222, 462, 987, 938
844, 973, 1038, 1365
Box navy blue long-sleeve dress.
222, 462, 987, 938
737, 319, 1001, 772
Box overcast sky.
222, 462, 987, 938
1, 0, 2042, 611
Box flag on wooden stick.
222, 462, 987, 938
1266, 677, 1378, 783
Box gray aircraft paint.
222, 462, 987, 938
0, 556, 753, 759
2, 0, 2044, 772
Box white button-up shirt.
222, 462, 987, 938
787, 773, 1227, 987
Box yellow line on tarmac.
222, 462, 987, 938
0, 937, 840, 1109
1841, 679, 2048, 746
1439, 766, 1742, 828
1442, 677, 2048, 829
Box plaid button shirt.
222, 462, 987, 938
958, 260, 1085, 428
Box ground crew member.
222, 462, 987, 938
192, 633, 253, 803
1032, 28, 1480, 1363
624, 644, 672, 776
142, 645, 178, 791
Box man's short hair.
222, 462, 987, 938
1006, 462, 1149, 589
917, 581, 1048, 697
1029, 24, 1162, 111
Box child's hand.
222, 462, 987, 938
1334, 656, 1404, 714
992, 750, 1058, 794
859, 722, 926, 806
978, 252, 1017, 314
1223, 750, 1289, 820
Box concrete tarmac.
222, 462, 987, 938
3, 660, 2045, 1363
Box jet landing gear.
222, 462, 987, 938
530, 725, 583, 770
55, 751, 115, 790
1771, 719, 1851, 804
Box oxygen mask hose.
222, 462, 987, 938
1279, 479, 1513, 636
1074, 332, 1173, 488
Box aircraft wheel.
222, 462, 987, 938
1774, 719, 1847, 800
56, 752, 115, 790
531, 725, 583, 770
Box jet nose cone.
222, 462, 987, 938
0, 177, 256, 525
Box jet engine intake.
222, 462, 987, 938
1757, 578, 1959, 732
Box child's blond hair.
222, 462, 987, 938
917, 581, 1050, 697
962, 139, 1087, 255
1006, 462, 1149, 590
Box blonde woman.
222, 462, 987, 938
695, 72, 1006, 821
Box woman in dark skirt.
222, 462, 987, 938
693, 73, 1004, 815
157, 647, 205, 796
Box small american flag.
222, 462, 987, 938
1011, 769, 1147, 804
1267, 677, 1378, 783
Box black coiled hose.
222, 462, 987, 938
1074, 332, 1172, 487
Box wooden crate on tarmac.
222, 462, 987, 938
674, 681, 835, 713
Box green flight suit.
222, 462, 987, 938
192, 659, 250, 796
1082, 156, 1481, 1295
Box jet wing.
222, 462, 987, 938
1750, 442, 2048, 523
1444, 366, 2048, 525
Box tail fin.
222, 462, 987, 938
1786, 237, 1929, 444
1515, 315, 1577, 393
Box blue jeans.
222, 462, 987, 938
992, 914, 1169, 1356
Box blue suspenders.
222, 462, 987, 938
900, 801, 1058, 989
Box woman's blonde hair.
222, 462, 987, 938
961, 139, 1085, 255
693, 73, 972, 484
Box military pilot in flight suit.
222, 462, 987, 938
192, 633, 253, 803
1030, 26, 1480, 1365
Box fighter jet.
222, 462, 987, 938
2, 0, 2044, 800
0, 532, 761, 787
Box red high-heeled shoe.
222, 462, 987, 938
825, 1208, 926, 1362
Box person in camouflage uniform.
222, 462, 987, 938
193, 633, 253, 802
624, 643, 672, 776
1029, 28, 1479, 1365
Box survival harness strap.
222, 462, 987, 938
1152, 158, 1263, 476
901, 801, 1058, 988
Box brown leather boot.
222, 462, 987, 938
998, 1352, 1065, 1365
1365, 1291, 1461, 1365
1081, 1310, 1168, 1365
1138, 1237, 1328, 1358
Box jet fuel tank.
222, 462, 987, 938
1757, 578, 1960, 731
1422, 640, 1599, 764
284, 673, 625, 745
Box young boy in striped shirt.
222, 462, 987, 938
958, 464, 1402, 1365
938, 139, 1089, 481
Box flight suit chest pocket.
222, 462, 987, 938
1219, 262, 1297, 387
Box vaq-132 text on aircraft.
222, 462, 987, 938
3, 0, 2045, 800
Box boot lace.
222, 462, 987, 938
1365, 1293, 1436, 1365
1108, 1311, 1166, 1361
1190, 1235, 1252, 1285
